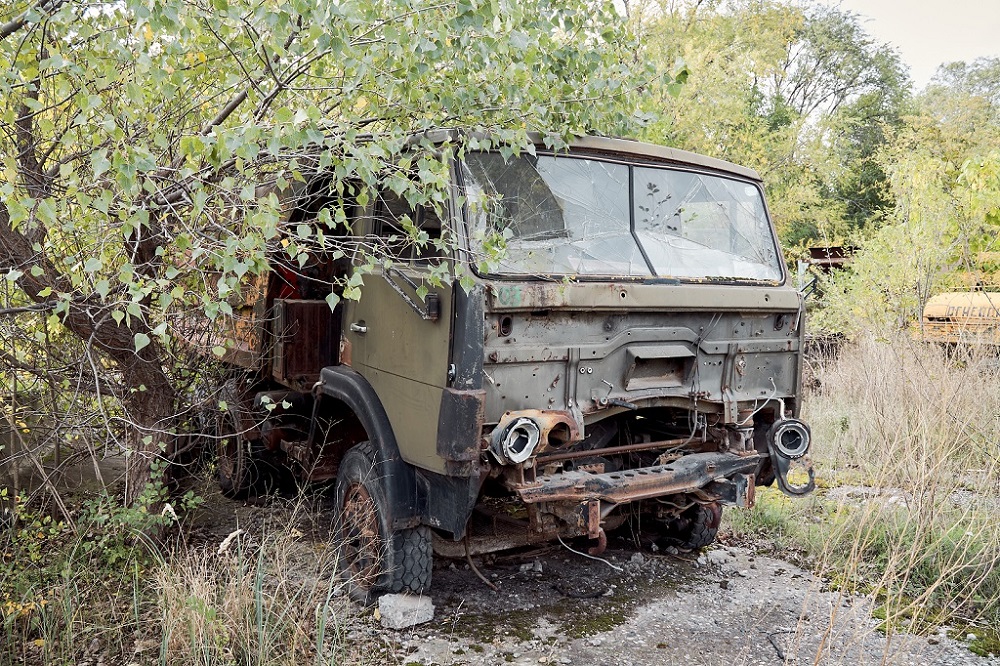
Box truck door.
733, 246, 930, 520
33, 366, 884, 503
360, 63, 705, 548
343, 189, 453, 474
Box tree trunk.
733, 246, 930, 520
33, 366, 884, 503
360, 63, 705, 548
1, 201, 179, 504
119, 348, 178, 506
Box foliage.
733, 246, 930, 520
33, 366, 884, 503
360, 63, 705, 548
0, 487, 179, 665
633, 0, 909, 248
0, 0, 665, 498
815, 58, 1000, 335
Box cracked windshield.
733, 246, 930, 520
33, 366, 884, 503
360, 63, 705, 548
462, 153, 782, 281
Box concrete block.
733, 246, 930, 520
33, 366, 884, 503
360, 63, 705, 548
378, 593, 435, 630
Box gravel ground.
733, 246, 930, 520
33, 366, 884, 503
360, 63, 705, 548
388, 541, 1000, 666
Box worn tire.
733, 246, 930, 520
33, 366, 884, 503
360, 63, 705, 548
214, 381, 277, 499
216, 398, 255, 499
660, 502, 722, 550
335, 441, 431, 605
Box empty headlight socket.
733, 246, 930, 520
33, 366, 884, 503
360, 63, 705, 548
498, 315, 513, 337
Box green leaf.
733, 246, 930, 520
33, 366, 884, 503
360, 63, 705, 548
134, 333, 151, 352
92, 150, 110, 179
325, 292, 340, 311
36, 198, 57, 226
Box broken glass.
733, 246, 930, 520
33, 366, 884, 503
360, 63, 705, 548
462, 153, 782, 282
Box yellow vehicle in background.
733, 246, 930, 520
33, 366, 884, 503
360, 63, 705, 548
917, 251, 1000, 345
920, 292, 1000, 344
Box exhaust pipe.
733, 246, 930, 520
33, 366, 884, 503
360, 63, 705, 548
768, 419, 811, 459
490, 417, 541, 465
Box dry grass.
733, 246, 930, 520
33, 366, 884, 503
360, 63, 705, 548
152, 520, 355, 666
0, 493, 377, 666
731, 334, 1000, 654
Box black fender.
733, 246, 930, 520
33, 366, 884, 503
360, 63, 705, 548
314, 366, 421, 530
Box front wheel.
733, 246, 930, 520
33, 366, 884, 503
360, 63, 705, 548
334, 441, 431, 605
659, 501, 722, 550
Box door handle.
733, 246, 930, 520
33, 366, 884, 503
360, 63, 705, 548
350, 322, 367, 334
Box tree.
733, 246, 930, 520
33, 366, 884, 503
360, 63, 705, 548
815, 61, 1000, 335
633, 0, 908, 247
0, 0, 666, 503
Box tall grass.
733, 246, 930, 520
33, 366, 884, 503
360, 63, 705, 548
153, 518, 353, 666
732, 334, 1000, 654
1, 493, 365, 666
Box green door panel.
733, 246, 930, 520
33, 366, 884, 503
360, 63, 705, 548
344, 270, 453, 474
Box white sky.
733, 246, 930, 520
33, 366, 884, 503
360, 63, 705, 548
820, 0, 1000, 89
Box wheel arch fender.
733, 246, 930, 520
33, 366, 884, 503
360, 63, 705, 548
314, 366, 421, 529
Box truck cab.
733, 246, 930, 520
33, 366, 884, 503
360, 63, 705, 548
208, 133, 814, 602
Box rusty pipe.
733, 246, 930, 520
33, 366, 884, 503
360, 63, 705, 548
534, 437, 693, 464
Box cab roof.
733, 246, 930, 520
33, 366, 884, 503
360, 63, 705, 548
564, 135, 762, 182
412, 129, 762, 183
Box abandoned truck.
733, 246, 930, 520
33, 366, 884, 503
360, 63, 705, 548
207, 132, 814, 601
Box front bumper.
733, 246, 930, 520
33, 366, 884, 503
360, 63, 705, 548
513, 451, 760, 506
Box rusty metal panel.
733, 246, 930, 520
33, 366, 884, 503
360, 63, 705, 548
436, 388, 486, 464
514, 452, 760, 505
486, 282, 801, 312
271, 299, 341, 385
482, 306, 803, 424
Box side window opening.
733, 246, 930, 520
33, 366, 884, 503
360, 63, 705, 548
273, 176, 358, 300
373, 189, 447, 264
413, 206, 443, 262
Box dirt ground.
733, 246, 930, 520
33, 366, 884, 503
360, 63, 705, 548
399, 543, 996, 666
192, 494, 1000, 666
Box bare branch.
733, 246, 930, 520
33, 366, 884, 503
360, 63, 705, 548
0, 300, 57, 316
0, 0, 66, 43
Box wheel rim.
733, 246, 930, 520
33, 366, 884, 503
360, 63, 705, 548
340, 483, 383, 589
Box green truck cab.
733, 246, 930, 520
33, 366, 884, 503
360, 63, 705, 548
212, 132, 814, 602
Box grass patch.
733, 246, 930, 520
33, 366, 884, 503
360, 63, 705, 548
728, 334, 1000, 654
1, 487, 367, 666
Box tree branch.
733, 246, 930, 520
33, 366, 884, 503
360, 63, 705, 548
0, 0, 66, 43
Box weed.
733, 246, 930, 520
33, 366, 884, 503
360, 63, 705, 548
731, 334, 1000, 646
0, 487, 365, 666
1, 486, 169, 666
